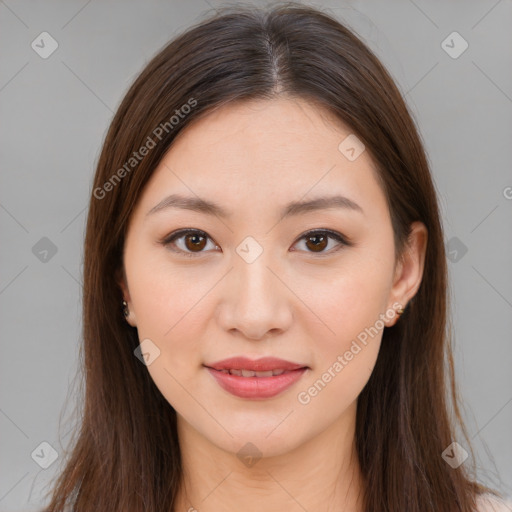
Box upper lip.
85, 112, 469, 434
205, 356, 308, 372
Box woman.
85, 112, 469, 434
42, 3, 510, 511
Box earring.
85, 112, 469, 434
396, 306, 405, 316
122, 300, 129, 317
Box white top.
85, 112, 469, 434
476, 494, 512, 512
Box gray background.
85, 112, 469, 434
1, 0, 511, 510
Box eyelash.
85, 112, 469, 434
160, 228, 352, 258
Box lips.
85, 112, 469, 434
205, 356, 307, 373
204, 356, 309, 399
217, 368, 286, 377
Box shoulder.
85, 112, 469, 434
475, 493, 512, 512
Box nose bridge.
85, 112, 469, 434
220, 240, 292, 338
234, 243, 279, 307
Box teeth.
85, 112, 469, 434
255, 370, 274, 377
223, 369, 288, 377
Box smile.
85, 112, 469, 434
205, 365, 308, 399
215, 368, 289, 377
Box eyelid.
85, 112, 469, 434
161, 228, 219, 258
292, 229, 352, 255
161, 228, 352, 257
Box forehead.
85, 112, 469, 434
135, 97, 388, 224
172, 96, 355, 160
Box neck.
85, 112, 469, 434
173, 401, 364, 512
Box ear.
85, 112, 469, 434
386, 221, 428, 326
116, 266, 137, 327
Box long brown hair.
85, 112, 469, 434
42, 3, 495, 511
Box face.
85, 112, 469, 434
119, 97, 424, 458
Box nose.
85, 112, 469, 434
217, 252, 293, 341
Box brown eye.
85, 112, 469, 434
163, 228, 350, 258
163, 229, 217, 257
293, 229, 349, 255
304, 233, 328, 252
184, 232, 207, 252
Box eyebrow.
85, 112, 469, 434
146, 193, 364, 219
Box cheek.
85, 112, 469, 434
126, 243, 213, 336
127, 260, 222, 375
131, 274, 207, 369
295, 339, 379, 431
295, 278, 385, 419
297, 256, 391, 403
304, 261, 392, 345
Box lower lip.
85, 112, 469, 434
206, 367, 308, 399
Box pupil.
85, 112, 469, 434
307, 234, 327, 252
183, 233, 329, 253
186, 234, 206, 251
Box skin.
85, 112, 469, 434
118, 97, 427, 512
